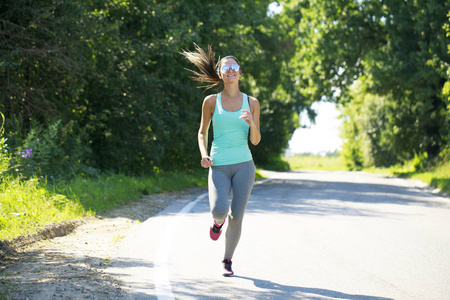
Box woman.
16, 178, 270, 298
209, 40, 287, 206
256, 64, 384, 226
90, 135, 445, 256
182, 44, 261, 276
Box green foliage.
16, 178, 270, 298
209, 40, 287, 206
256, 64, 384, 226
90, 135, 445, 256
0, 137, 10, 177
0, 0, 302, 176
442, 11, 450, 143
341, 78, 404, 168
0, 112, 10, 178
1, 0, 448, 180
258, 155, 290, 171
10, 120, 92, 179
283, 0, 450, 167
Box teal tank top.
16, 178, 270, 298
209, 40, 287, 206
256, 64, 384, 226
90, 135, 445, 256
210, 92, 253, 166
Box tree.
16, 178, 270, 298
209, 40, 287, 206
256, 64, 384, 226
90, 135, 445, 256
280, 0, 450, 166
1, 0, 306, 175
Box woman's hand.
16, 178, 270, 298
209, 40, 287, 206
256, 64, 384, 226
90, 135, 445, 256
201, 156, 213, 168
239, 109, 254, 125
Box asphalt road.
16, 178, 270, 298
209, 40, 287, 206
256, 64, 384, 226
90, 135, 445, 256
107, 170, 450, 300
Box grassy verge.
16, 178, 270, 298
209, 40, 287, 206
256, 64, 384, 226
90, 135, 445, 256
0, 168, 267, 241
55, 171, 208, 213
363, 160, 450, 195
0, 175, 87, 241
288, 154, 347, 171
0, 170, 208, 241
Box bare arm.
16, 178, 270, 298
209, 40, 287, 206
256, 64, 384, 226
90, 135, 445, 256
240, 96, 261, 145
198, 95, 216, 168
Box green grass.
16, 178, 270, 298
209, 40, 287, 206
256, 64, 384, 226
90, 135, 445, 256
55, 171, 208, 213
255, 169, 265, 180
0, 175, 87, 241
0, 167, 269, 242
0, 170, 208, 241
288, 154, 347, 171
364, 160, 450, 195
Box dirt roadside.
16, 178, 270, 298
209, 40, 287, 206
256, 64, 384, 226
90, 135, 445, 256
0, 186, 207, 300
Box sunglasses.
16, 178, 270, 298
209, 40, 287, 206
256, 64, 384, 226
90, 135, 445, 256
220, 63, 240, 73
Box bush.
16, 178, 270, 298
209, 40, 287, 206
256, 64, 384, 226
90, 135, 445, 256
0, 137, 10, 177
258, 155, 290, 171
11, 119, 92, 179
0, 112, 11, 180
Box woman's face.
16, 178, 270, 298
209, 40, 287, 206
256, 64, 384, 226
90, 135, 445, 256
219, 57, 241, 83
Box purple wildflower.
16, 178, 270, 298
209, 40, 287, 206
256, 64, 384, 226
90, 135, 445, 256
18, 148, 33, 159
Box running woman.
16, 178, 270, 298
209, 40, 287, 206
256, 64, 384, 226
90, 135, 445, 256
182, 44, 261, 276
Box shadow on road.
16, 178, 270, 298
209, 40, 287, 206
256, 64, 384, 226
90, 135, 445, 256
167, 275, 394, 300
247, 174, 449, 217
234, 275, 394, 300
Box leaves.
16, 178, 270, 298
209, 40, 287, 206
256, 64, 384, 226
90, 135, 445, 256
1, 0, 305, 174
5, 0, 446, 174
281, 0, 450, 167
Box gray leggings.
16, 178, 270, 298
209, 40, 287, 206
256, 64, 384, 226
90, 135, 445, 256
208, 160, 255, 259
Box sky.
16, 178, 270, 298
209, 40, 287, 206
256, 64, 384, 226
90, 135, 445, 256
268, 2, 283, 16
288, 101, 343, 154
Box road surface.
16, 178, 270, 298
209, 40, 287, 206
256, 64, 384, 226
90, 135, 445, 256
106, 170, 450, 300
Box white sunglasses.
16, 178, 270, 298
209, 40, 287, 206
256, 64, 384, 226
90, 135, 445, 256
220, 63, 240, 73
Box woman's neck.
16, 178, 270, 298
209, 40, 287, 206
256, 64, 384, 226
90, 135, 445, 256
221, 84, 241, 98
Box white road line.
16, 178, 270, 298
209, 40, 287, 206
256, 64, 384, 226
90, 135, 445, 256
154, 177, 272, 299
154, 193, 207, 300
256, 178, 272, 185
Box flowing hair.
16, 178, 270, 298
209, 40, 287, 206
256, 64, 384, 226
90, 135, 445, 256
181, 43, 222, 90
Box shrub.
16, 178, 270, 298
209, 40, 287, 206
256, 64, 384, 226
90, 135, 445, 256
0, 112, 11, 180
11, 119, 92, 179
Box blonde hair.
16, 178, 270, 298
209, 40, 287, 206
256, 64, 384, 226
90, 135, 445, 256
181, 43, 240, 90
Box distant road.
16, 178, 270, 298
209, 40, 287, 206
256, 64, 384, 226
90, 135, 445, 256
107, 170, 450, 300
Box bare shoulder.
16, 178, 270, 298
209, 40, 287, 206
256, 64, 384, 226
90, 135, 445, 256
247, 95, 260, 110
203, 94, 217, 105
202, 94, 217, 113
204, 94, 217, 101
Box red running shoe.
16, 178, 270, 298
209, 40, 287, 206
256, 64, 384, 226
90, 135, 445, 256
209, 220, 225, 241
